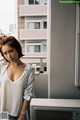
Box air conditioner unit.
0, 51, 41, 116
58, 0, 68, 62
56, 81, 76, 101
30, 98, 80, 120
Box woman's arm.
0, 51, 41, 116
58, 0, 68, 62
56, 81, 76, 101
18, 100, 30, 120
18, 66, 35, 120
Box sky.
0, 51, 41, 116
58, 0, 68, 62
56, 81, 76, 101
0, 0, 14, 34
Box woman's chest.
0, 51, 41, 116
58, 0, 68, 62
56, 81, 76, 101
7, 66, 25, 82
1, 70, 28, 87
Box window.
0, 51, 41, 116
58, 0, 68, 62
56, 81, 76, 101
28, 0, 47, 5
28, 22, 34, 29
35, 45, 40, 52
35, 0, 40, 4
28, 45, 40, 52
28, 0, 40, 4
26, 42, 47, 53
35, 22, 40, 29
44, 66, 47, 72
36, 67, 40, 71
28, 45, 34, 52
28, 0, 34, 4
27, 43, 41, 53
26, 20, 47, 29
28, 22, 40, 29
43, 21, 47, 29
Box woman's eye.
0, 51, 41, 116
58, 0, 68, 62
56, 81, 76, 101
3, 49, 14, 55
3, 52, 7, 55
10, 50, 14, 53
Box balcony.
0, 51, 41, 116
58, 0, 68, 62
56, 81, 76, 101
19, 5, 47, 17
21, 52, 47, 64
19, 29, 47, 40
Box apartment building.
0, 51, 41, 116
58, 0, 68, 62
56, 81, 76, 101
16, 0, 47, 72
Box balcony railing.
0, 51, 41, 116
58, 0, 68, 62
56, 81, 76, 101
19, 29, 47, 40
19, 5, 47, 17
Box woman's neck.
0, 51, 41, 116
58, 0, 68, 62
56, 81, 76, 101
9, 60, 23, 67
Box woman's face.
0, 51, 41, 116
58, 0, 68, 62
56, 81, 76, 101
1, 44, 19, 62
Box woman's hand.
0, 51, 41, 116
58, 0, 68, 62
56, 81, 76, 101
18, 113, 26, 120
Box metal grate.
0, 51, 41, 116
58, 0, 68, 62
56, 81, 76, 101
35, 110, 73, 120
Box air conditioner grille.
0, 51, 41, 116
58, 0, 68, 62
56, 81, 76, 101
35, 110, 73, 120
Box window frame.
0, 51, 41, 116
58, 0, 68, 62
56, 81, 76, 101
25, 20, 42, 29
26, 42, 42, 53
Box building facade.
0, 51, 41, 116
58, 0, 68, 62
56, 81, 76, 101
16, 0, 47, 73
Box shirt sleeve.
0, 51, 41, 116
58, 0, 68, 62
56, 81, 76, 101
23, 66, 35, 101
0, 61, 8, 78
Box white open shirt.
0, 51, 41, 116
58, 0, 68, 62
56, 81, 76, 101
0, 62, 35, 116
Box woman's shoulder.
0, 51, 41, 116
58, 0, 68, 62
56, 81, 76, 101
24, 63, 34, 73
0, 61, 9, 67
0, 60, 6, 65
25, 63, 32, 69
0, 61, 9, 75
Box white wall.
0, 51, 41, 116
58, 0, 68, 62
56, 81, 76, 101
48, 0, 80, 99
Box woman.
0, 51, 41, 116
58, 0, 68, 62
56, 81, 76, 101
0, 36, 35, 120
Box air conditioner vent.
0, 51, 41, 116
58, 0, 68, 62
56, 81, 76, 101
35, 110, 73, 120
30, 99, 80, 120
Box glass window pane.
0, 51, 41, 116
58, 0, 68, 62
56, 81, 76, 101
35, 0, 40, 4
28, 22, 40, 29
28, 0, 34, 4
35, 45, 40, 52
28, 22, 34, 29
43, 22, 47, 29
35, 22, 40, 29
44, 66, 47, 71
28, 45, 34, 52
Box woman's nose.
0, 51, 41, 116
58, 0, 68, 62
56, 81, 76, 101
7, 53, 11, 58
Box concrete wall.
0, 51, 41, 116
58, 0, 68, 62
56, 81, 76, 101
35, 73, 48, 98
48, 0, 80, 99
